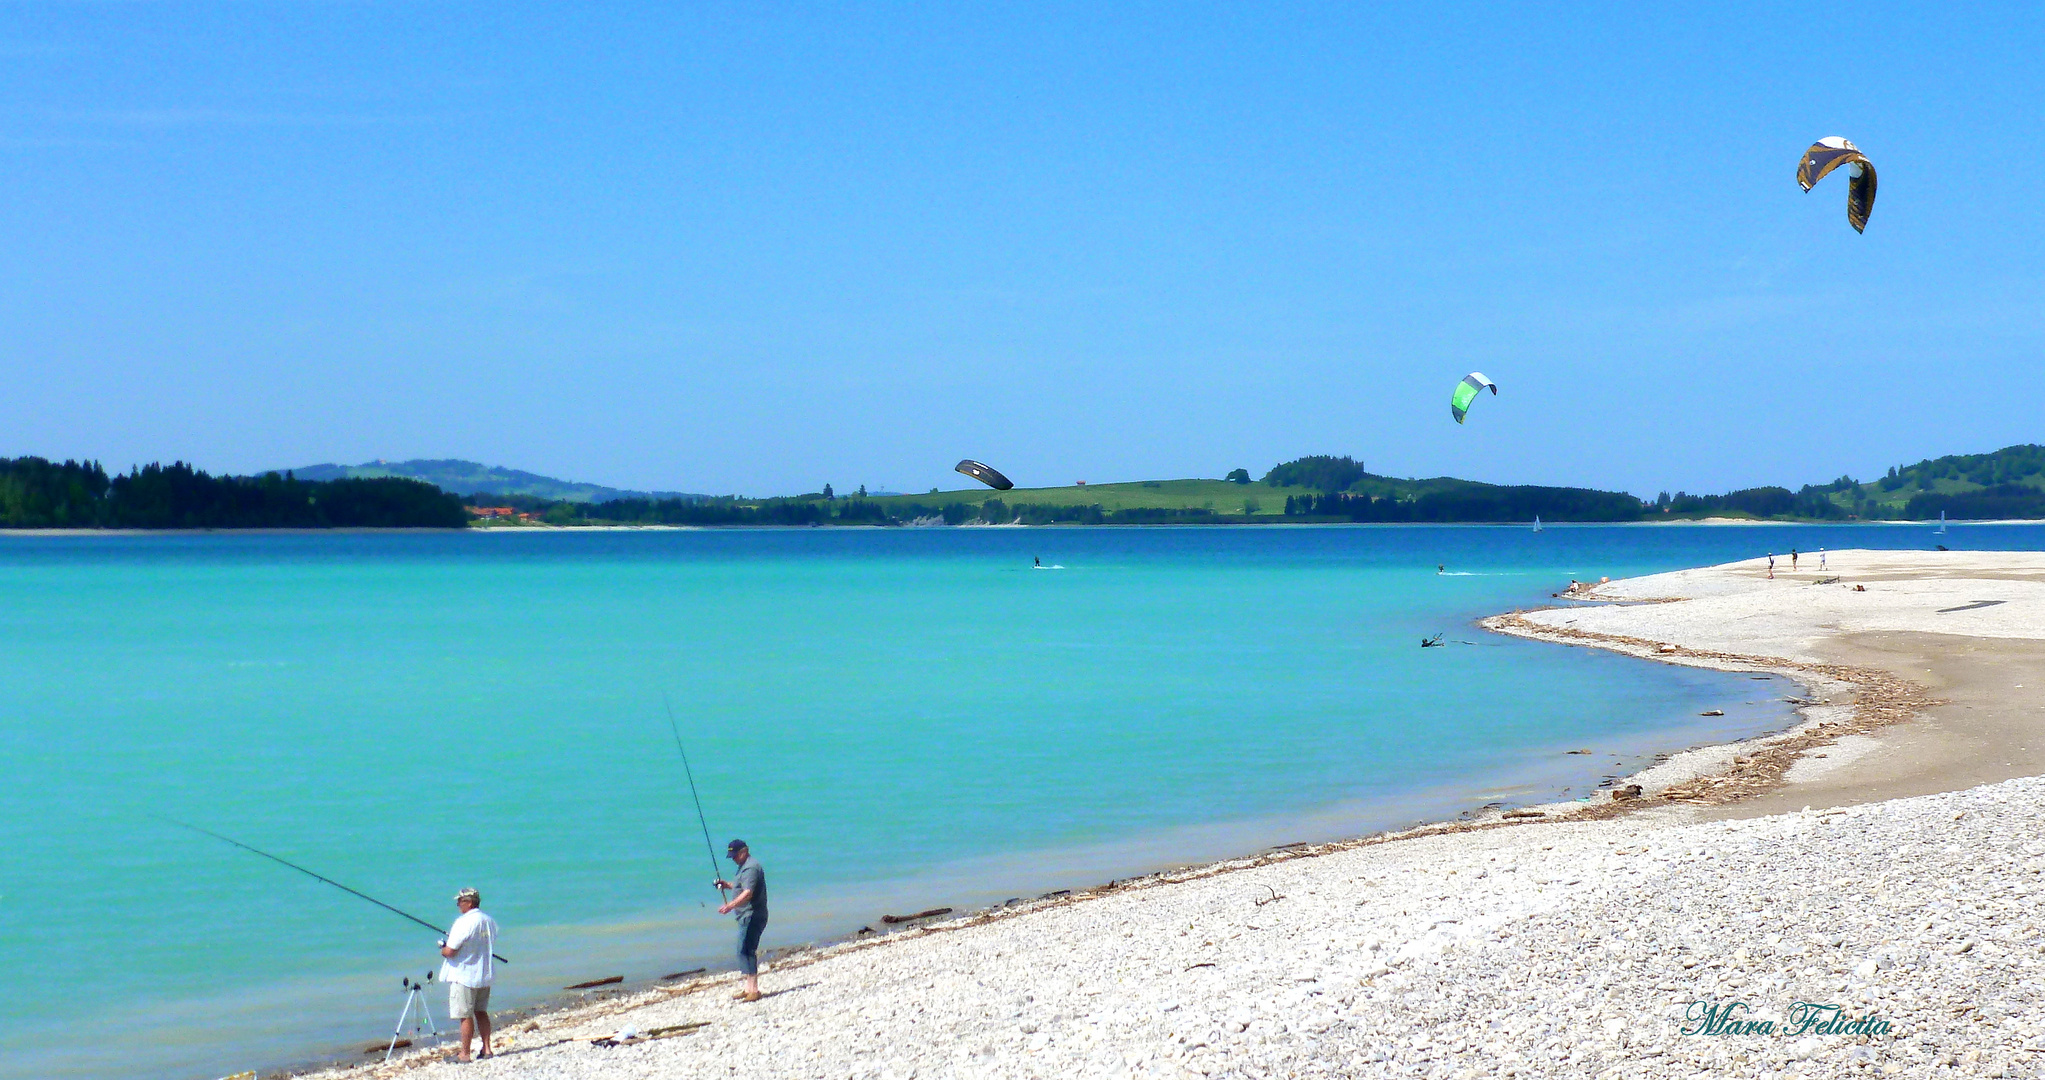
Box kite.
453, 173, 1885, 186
955, 460, 1014, 490
1450, 373, 1497, 425
1797, 137, 1877, 233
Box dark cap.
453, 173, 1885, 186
726, 838, 747, 855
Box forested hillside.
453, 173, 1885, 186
10, 444, 2041, 530
284, 458, 708, 503
0, 458, 469, 528
1646, 444, 2045, 521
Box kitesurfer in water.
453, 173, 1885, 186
1421, 633, 1445, 648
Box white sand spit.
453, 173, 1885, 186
1521, 550, 2045, 661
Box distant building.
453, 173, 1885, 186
1075, 480, 1086, 486
465, 506, 518, 519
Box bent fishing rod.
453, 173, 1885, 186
159, 817, 508, 963
663, 697, 728, 901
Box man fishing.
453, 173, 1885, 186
714, 839, 767, 1003
438, 888, 498, 1061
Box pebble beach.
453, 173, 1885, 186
314, 550, 2045, 1080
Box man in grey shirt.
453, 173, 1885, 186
715, 838, 768, 1002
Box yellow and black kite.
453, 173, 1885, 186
1797, 137, 1877, 233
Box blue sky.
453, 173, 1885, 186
3, 3, 2040, 497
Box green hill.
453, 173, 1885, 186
857, 474, 1640, 523
1650, 444, 2045, 521
271, 445, 2045, 527
529, 456, 1645, 526
1844, 444, 2045, 518
849, 455, 1628, 522
283, 459, 708, 504
868, 478, 1294, 518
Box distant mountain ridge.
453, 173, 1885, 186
282, 459, 708, 503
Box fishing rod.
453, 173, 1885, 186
663, 696, 729, 901
159, 817, 508, 963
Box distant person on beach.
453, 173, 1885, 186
439, 888, 498, 1062
1819, 549, 1828, 571
715, 839, 768, 1003
1791, 548, 1800, 571
1767, 553, 1775, 579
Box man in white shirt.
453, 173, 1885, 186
438, 887, 498, 1062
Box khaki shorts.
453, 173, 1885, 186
449, 983, 492, 1019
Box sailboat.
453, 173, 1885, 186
1936, 511, 1948, 535
1532, 514, 1543, 533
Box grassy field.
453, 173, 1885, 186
863, 473, 1525, 516
867, 479, 1295, 516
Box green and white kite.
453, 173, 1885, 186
1450, 372, 1497, 425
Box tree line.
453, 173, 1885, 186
11, 444, 2042, 530
522, 495, 1225, 527
1904, 485, 2045, 520
0, 458, 469, 529
1282, 485, 1644, 522
1647, 483, 2045, 521
1650, 486, 1849, 519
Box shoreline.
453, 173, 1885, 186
260, 685, 1789, 1077
5, 519, 2040, 539
280, 550, 2044, 1078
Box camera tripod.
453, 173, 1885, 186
385, 972, 442, 1061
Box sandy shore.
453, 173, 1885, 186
307, 550, 2045, 1080
1496, 549, 2045, 819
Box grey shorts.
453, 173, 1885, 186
449, 983, 492, 1019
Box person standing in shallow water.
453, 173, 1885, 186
715, 839, 767, 1002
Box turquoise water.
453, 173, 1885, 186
3, 523, 2038, 1079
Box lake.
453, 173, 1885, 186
2, 522, 2034, 1079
